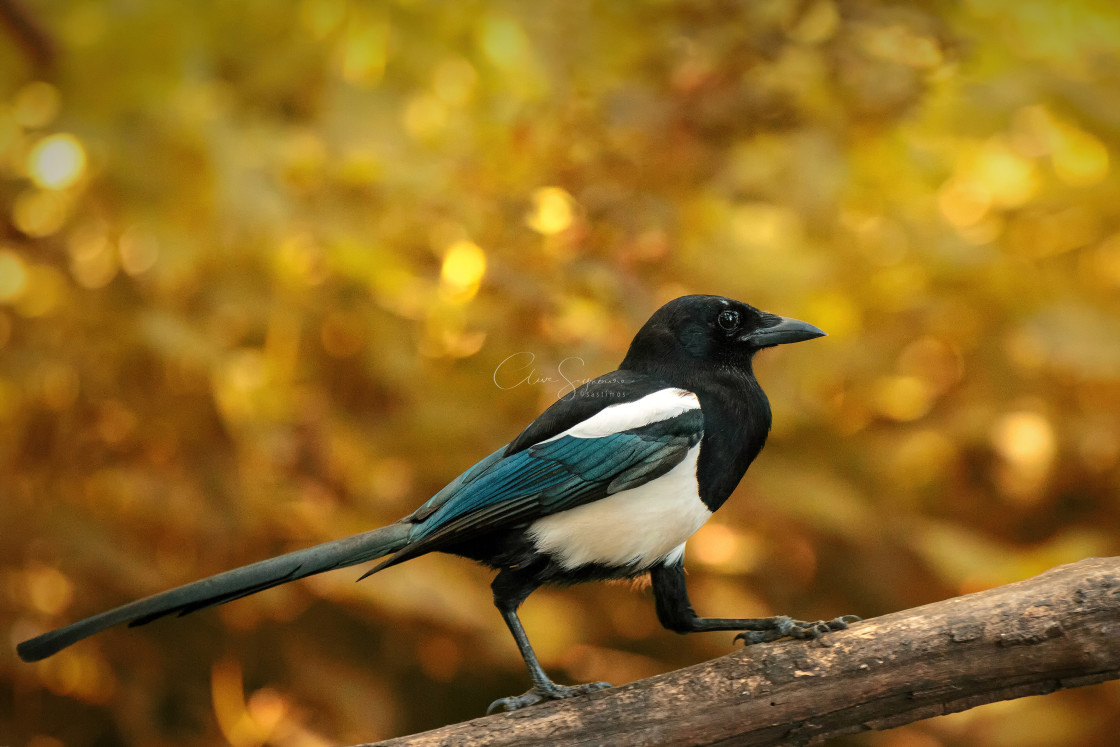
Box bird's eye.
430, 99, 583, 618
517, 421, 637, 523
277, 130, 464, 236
717, 310, 740, 331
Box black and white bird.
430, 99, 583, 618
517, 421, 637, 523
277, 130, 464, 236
18, 294, 857, 713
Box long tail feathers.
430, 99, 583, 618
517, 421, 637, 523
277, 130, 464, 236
17, 522, 413, 663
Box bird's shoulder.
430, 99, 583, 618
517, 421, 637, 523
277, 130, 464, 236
506, 370, 698, 455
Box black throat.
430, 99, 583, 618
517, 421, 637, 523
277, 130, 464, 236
620, 350, 773, 512
687, 365, 772, 512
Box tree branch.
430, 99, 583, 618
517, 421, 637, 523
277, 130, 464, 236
363, 557, 1120, 747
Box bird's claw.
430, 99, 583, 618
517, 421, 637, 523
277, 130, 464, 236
487, 680, 612, 714
734, 614, 861, 646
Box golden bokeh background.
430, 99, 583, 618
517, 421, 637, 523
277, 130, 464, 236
2, 1, 1119, 745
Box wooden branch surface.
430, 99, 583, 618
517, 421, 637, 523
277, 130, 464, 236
363, 557, 1120, 747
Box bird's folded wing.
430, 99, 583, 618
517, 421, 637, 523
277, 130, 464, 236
372, 389, 704, 570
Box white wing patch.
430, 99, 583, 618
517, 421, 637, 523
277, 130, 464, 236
541, 387, 700, 443
527, 444, 711, 570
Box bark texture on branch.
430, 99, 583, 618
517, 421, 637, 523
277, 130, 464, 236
364, 557, 1120, 747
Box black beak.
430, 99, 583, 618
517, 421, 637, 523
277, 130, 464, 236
743, 315, 826, 348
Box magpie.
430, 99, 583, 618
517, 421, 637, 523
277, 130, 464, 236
17, 294, 858, 713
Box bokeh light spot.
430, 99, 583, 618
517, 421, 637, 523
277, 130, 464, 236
28, 134, 87, 190
991, 411, 1056, 469
67, 226, 118, 289
300, 0, 346, 39
0, 249, 30, 301
227, 350, 267, 393
16, 265, 66, 318
26, 565, 74, 615
14, 81, 61, 128
1081, 233, 1120, 289
13, 190, 70, 237
433, 58, 478, 106
97, 400, 138, 445
479, 15, 531, 69
871, 375, 934, 422
890, 430, 958, 489
690, 523, 762, 573
37, 649, 117, 704
439, 240, 486, 303
1052, 122, 1109, 187
526, 187, 575, 235
211, 658, 259, 747
731, 202, 803, 249
869, 265, 929, 311
246, 687, 289, 736
691, 523, 738, 566
119, 225, 161, 276
939, 178, 991, 227
898, 337, 964, 394
991, 410, 1057, 502
340, 14, 389, 85
974, 138, 1038, 207
403, 94, 448, 140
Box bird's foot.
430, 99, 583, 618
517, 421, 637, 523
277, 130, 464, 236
734, 614, 861, 646
487, 680, 612, 714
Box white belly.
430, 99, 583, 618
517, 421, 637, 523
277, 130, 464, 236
527, 445, 710, 570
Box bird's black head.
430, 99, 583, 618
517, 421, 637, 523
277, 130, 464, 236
619, 295, 825, 375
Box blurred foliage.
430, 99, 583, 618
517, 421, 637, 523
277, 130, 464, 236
2, 0, 1119, 745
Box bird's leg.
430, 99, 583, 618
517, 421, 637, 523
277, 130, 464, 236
487, 570, 611, 714
650, 560, 860, 645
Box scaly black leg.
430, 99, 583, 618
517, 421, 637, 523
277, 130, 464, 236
487, 569, 611, 714
650, 560, 859, 645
